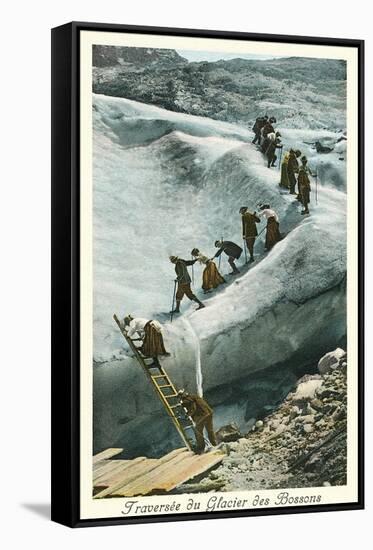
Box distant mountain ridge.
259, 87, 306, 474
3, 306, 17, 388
92, 47, 346, 129
93, 45, 188, 68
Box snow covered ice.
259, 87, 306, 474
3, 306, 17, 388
93, 93, 347, 456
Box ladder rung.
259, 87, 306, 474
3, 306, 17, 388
113, 313, 194, 451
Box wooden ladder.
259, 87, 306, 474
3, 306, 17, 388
113, 314, 194, 451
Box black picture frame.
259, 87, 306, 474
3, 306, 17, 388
51, 21, 365, 528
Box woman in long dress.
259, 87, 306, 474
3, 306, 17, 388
258, 204, 282, 250
191, 248, 226, 293
279, 151, 290, 188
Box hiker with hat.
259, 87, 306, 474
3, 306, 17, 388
169, 256, 205, 314
240, 206, 261, 263
251, 114, 268, 145
213, 239, 243, 275
297, 155, 315, 215
178, 389, 217, 454
258, 203, 282, 250
279, 150, 291, 188
287, 149, 302, 194
122, 315, 169, 359
190, 248, 225, 294
266, 131, 283, 168
261, 118, 276, 153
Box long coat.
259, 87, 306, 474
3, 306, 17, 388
298, 167, 311, 205
242, 211, 260, 238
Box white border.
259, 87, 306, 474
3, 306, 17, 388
80, 29, 359, 520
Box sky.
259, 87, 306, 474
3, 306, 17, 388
177, 50, 284, 62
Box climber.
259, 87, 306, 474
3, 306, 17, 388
178, 389, 217, 454
213, 240, 243, 275
287, 149, 302, 194
252, 115, 268, 145
279, 150, 291, 188
239, 206, 261, 262
258, 203, 282, 250
297, 155, 315, 215
169, 256, 205, 314
190, 248, 225, 294
261, 118, 276, 153
123, 315, 170, 360
266, 131, 283, 168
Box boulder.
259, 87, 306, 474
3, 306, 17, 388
216, 423, 242, 443
318, 348, 346, 374
292, 379, 323, 404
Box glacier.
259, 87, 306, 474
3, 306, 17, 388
93, 93, 346, 457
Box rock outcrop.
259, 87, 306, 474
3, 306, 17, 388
187, 348, 347, 492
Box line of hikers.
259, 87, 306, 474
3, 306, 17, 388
168, 202, 282, 315
119, 199, 283, 452
118, 116, 318, 453
252, 114, 317, 215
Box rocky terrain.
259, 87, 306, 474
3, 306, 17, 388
179, 348, 347, 492
92, 46, 346, 129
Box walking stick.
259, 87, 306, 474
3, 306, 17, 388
315, 172, 318, 205
191, 255, 195, 286
257, 225, 267, 237
170, 280, 177, 323
278, 146, 283, 170
218, 235, 223, 269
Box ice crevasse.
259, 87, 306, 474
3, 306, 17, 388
92, 94, 347, 456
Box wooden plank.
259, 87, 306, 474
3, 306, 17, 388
149, 451, 225, 494
111, 451, 194, 497
95, 458, 157, 494
93, 459, 129, 481
95, 448, 189, 499
93, 448, 123, 464
94, 457, 151, 486
93, 457, 144, 484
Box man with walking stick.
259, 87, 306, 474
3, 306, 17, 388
240, 207, 261, 263
297, 155, 316, 215
169, 256, 205, 317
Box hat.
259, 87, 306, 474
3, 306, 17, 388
239, 206, 248, 214
276, 131, 281, 137
178, 389, 187, 396
123, 315, 133, 326
214, 240, 222, 247
191, 248, 199, 256
169, 255, 178, 262
264, 115, 269, 119
269, 117, 277, 123
301, 155, 308, 163
295, 150, 302, 157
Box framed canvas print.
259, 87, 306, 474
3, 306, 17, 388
51, 22, 364, 527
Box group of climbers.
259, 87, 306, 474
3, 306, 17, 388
280, 150, 315, 215
252, 115, 283, 169
168, 202, 282, 315
118, 115, 319, 454
253, 114, 317, 215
